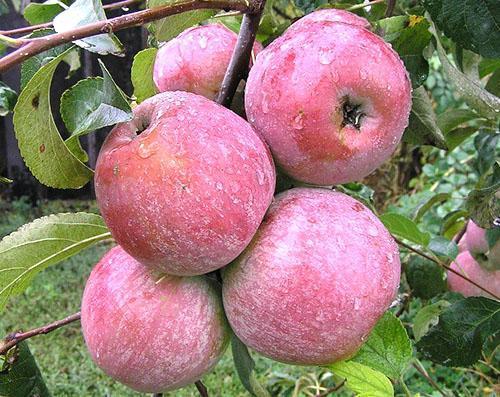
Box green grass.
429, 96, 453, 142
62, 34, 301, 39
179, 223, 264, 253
0, 198, 493, 396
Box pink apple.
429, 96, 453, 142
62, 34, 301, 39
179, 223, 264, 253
222, 187, 401, 365
94, 91, 276, 276
81, 246, 230, 393
153, 24, 263, 100
288, 8, 371, 32
245, 21, 411, 185
447, 251, 500, 298
465, 220, 499, 268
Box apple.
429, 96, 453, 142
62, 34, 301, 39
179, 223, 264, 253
153, 24, 263, 100
465, 220, 499, 268
222, 187, 401, 365
447, 251, 500, 298
94, 91, 276, 276
81, 245, 230, 393
245, 20, 412, 185
288, 8, 371, 32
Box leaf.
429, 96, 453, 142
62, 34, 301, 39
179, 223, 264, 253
0, 176, 12, 184
423, 0, 500, 58
328, 361, 394, 397
412, 192, 450, 222
405, 256, 447, 300
391, 16, 432, 88
61, 59, 132, 139
0, 81, 17, 116
485, 69, 500, 97
431, 23, 500, 120
53, 0, 124, 56
0, 212, 110, 312
417, 297, 500, 366
437, 108, 482, 134
147, 0, 216, 42
466, 163, 500, 228
413, 300, 450, 341
404, 86, 447, 149
379, 213, 431, 246
23, 0, 65, 25
377, 15, 408, 42
131, 48, 158, 103
473, 132, 499, 176
479, 58, 500, 78
351, 312, 412, 379
0, 342, 51, 397
428, 236, 458, 260
231, 333, 270, 397
13, 47, 93, 189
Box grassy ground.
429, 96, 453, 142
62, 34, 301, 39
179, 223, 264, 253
0, 198, 493, 396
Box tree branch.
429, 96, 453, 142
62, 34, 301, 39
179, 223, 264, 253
412, 361, 449, 397
0, 312, 81, 356
0, 0, 145, 37
395, 237, 500, 300
215, 0, 265, 107
0, 0, 257, 73
384, 0, 396, 17
315, 379, 346, 397
195, 380, 209, 397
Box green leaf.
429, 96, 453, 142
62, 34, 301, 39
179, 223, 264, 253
431, 23, 500, 120
0, 212, 110, 312
479, 58, 500, 78
377, 15, 408, 42
351, 312, 412, 379
0, 176, 12, 184
147, 0, 216, 42
466, 163, 500, 228
485, 69, 500, 97
413, 300, 450, 341
423, 0, 500, 58
0, 81, 17, 116
474, 132, 499, 176
23, 0, 65, 25
392, 17, 432, 88
379, 213, 431, 246
13, 47, 93, 189
53, 0, 124, 56
412, 192, 450, 222
404, 86, 447, 149
231, 333, 270, 397
328, 361, 394, 397
61, 59, 132, 139
20, 29, 73, 89
0, 342, 51, 397
437, 108, 482, 134
405, 256, 447, 300
428, 236, 459, 260
417, 297, 500, 366
131, 48, 158, 103
0, 0, 8, 15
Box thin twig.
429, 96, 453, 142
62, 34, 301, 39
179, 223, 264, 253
0, 0, 257, 73
0, 0, 145, 37
215, 0, 265, 107
0, 312, 81, 356
195, 380, 209, 397
346, 0, 384, 12
316, 379, 346, 397
395, 237, 500, 300
384, 0, 396, 17
412, 361, 449, 397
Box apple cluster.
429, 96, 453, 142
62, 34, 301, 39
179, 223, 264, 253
81, 9, 410, 393
448, 221, 499, 298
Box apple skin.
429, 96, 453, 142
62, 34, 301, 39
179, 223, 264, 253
153, 24, 263, 100
465, 220, 499, 268
447, 251, 500, 298
94, 91, 276, 276
81, 245, 230, 393
245, 21, 412, 185
222, 187, 401, 365
288, 8, 371, 32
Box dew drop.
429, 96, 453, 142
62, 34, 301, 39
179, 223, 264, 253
292, 112, 304, 130
318, 49, 332, 65
216, 182, 223, 190
354, 298, 361, 310
138, 142, 155, 159
198, 35, 208, 49
262, 93, 270, 114
368, 227, 379, 237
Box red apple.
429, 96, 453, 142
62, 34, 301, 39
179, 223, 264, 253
153, 24, 263, 100
288, 8, 371, 32
81, 245, 230, 393
245, 21, 411, 185
95, 91, 276, 276
465, 220, 499, 268
447, 251, 500, 298
222, 187, 401, 365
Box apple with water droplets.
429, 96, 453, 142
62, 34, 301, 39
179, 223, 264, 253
465, 220, 499, 269
81, 245, 230, 393
245, 14, 412, 185
222, 187, 401, 365
287, 8, 371, 33
94, 91, 276, 276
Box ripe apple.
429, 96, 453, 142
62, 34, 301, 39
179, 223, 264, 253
288, 8, 371, 32
245, 21, 412, 185
447, 251, 500, 298
94, 91, 276, 276
465, 220, 499, 268
222, 187, 401, 365
81, 245, 230, 393
153, 24, 263, 100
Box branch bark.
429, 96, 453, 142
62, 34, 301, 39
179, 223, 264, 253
0, 312, 81, 356
0, 0, 256, 73
395, 237, 500, 300
195, 380, 209, 397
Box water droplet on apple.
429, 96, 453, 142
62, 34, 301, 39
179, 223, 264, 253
292, 112, 304, 130
216, 182, 223, 190
262, 93, 270, 113
198, 35, 208, 49
318, 49, 332, 65
138, 142, 157, 159
354, 298, 361, 310
368, 227, 378, 237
